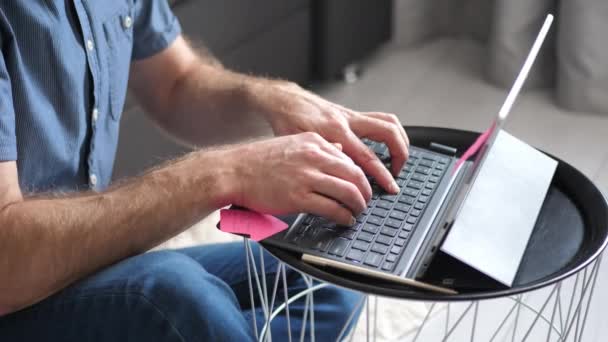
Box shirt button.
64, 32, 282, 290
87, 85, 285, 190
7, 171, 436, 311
123, 16, 133, 29
92, 108, 99, 124
86, 39, 94, 51
89, 174, 98, 186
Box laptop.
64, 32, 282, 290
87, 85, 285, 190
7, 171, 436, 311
263, 15, 554, 294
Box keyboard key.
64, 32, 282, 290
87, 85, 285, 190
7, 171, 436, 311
411, 174, 427, 182
410, 209, 422, 217
303, 216, 316, 225
394, 203, 410, 213
346, 249, 365, 262
364, 252, 383, 267
376, 235, 392, 245
380, 227, 398, 237
398, 170, 409, 179
385, 219, 402, 229
399, 230, 410, 239
419, 159, 434, 168
394, 238, 407, 247
425, 183, 436, 190
403, 189, 419, 197
403, 223, 414, 232
366, 216, 383, 226
397, 178, 407, 186
436, 164, 446, 171
422, 153, 437, 161
389, 211, 407, 220
382, 262, 395, 271
429, 176, 440, 183
373, 143, 387, 155
372, 208, 389, 218
390, 246, 403, 255
371, 244, 389, 255
415, 166, 431, 175
406, 216, 418, 224
376, 200, 392, 210
418, 196, 429, 203
432, 170, 442, 177
438, 157, 450, 165
313, 239, 332, 252
357, 232, 374, 242
386, 254, 398, 263
340, 230, 358, 240
422, 189, 433, 196
363, 224, 380, 234
381, 194, 398, 202
399, 196, 415, 205
352, 240, 370, 251
329, 238, 350, 257
407, 181, 424, 190
356, 215, 366, 223
414, 202, 425, 210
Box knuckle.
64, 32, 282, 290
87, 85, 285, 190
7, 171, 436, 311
302, 131, 323, 142
327, 117, 348, 133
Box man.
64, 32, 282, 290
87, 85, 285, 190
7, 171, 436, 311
0, 1, 409, 341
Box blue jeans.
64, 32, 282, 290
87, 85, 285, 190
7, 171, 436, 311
0, 242, 362, 341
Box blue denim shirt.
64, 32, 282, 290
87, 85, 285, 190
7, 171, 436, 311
0, 0, 181, 192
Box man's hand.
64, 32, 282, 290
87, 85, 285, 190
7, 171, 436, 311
222, 133, 372, 225
251, 81, 409, 194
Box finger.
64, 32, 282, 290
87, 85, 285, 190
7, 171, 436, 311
364, 112, 410, 147
311, 173, 367, 216
318, 152, 372, 202
319, 140, 354, 165
350, 116, 409, 177
341, 132, 400, 194
301, 193, 356, 226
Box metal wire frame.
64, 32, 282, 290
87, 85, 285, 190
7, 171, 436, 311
245, 238, 602, 342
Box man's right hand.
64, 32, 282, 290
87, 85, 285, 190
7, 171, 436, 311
219, 132, 373, 226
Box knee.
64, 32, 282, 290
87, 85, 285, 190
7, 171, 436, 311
132, 252, 253, 341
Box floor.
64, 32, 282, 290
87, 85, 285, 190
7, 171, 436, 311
314, 38, 608, 341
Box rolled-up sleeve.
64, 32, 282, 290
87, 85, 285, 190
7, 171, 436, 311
0, 49, 16, 161
131, 0, 182, 61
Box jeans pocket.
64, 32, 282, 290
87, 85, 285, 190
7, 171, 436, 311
103, 7, 134, 121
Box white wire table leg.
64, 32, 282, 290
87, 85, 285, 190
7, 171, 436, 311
336, 295, 367, 342
244, 239, 259, 340
365, 296, 370, 342
577, 256, 601, 341
512, 294, 523, 342
411, 302, 436, 342
470, 301, 479, 342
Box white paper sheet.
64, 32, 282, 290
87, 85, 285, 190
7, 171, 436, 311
441, 129, 558, 286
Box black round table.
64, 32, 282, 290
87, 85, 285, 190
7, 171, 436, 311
252, 126, 608, 341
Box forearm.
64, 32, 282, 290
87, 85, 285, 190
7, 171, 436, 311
156, 61, 276, 146
0, 149, 234, 312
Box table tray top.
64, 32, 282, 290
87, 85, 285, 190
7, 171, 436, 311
262, 126, 608, 301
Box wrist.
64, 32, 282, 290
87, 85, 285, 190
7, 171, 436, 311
193, 147, 243, 208
243, 78, 297, 123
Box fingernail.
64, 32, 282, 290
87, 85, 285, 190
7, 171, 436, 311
391, 181, 400, 194
349, 216, 357, 226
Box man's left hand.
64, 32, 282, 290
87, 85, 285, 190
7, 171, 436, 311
254, 81, 409, 194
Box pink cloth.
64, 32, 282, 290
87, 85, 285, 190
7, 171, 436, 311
455, 121, 497, 170
220, 209, 289, 242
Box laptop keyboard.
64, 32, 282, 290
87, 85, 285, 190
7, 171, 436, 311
287, 140, 451, 273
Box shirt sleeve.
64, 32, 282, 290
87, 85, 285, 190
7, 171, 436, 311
0, 49, 17, 162
131, 0, 182, 61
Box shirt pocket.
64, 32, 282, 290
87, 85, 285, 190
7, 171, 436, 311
102, 5, 134, 121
